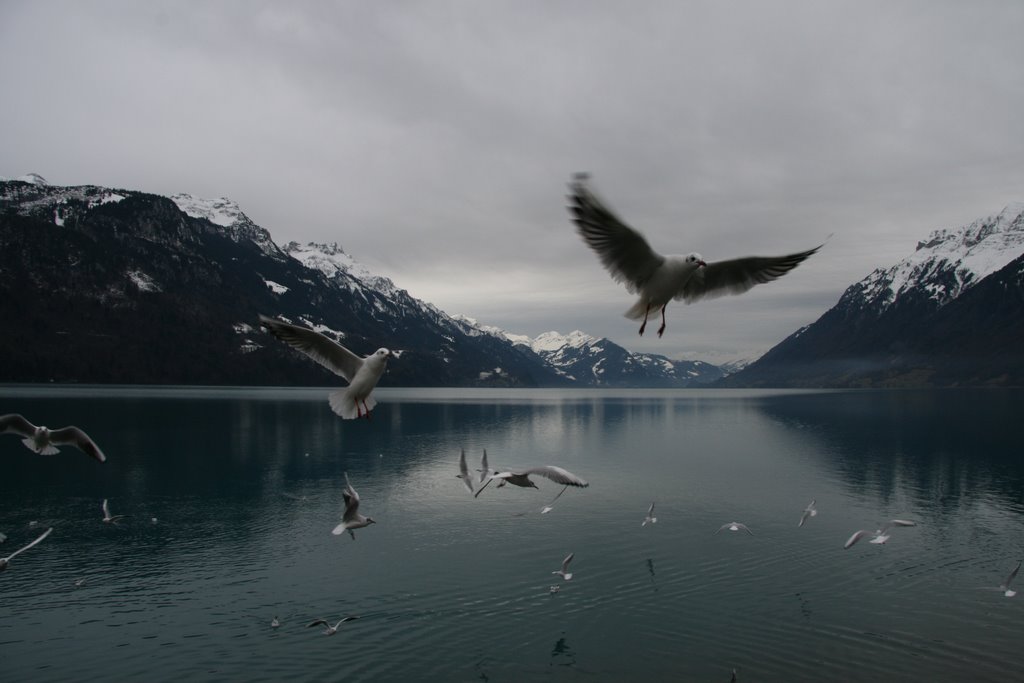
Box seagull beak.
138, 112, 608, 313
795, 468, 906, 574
698, 260, 707, 268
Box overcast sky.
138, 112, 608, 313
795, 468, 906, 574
3, 1, 1023, 363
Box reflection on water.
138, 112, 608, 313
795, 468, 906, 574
1, 386, 1022, 683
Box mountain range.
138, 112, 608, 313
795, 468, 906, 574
0, 174, 722, 388
721, 201, 1024, 387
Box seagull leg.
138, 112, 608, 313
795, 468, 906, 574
361, 399, 372, 419
657, 306, 667, 337
638, 305, 650, 336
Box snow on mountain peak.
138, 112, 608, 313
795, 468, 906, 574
171, 194, 247, 228
17, 173, 48, 185
282, 241, 397, 294
531, 330, 596, 353
854, 201, 1024, 311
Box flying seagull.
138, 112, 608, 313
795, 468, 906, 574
843, 519, 916, 549
456, 449, 475, 494
568, 173, 824, 337
798, 499, 817, 528
101, 499, 125, 525
716, 522, 754, 535
332, 473, 376, 539
1, 414, 106, 463
552, 553, 575, 581
306, 616, 359, 635
0, 527, 53, 571
474, 465, 589, 498
258, 315, 391, 419
643, 502, 658, 527
999, 560, 1021, 598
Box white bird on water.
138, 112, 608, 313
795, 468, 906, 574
716, 522, 754, 536
456, 449, 475, 495
1, 414, 106, 463
0, 527, 52, 571
844, 519, 917, 548
332, 473, 376, 539
474, 465, 589, 499
643, 502, 658, 527
552, 553, 575, 581
271, 616, 280, 629
259, 315, 391, 419
568, 174, 824, 337
999, 560, 1021, 597
306, 616, 359, 635
101, 499, 124, 525
798, 499, 818, 527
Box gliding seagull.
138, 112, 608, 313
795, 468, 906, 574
716, 522, 753, 535
101, 499, 124, 525
306, 616, 359, 635
798, 499, 817, 527
844, 520, 917, 548
1000, 560, 1021, 597
569, 174, 824, 337
1, 414, 106, 463
474, 465, 589, 498
0, 527, 52, 571
259, 315, 391, 419
456, 449, 475, 494
552, 553, 575, 581
643, 502, 658, 527
332, 473, 376, 539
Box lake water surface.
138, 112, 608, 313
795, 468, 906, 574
1, 386, 1022, 682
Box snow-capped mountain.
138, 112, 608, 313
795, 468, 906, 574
723, 201, 1024, 387
457, 320, 723, 387
0, 175, 720, 387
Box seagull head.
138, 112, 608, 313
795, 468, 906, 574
685, 253, 707, 268
374, 348, 391, 359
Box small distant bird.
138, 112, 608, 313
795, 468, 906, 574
716, 522, 754, 535
151, 517, 159, 525
549, 585, 561, 594
844, 519, 917, 549
332, 473, 376, 539
730, 669, 738, 683
271, 616, 280, 629
569, 174, 823, 337
0, 527, 52, 571
798, 499, 817, 527
101, 499, 124, 525
0, 532, 6, 543
474, 465, 589, 498
456, 449, 475, 495
643, 502, 658, 527
999, 560, 1021, 598
73, 577, 87, 588
552, 553, 575, 581
259, 315, 391, 419
1, 414, 106, 462
307, 616, 359, 635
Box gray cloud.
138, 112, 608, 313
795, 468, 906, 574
3, 1, 1023, 362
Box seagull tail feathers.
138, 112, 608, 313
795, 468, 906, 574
623, 299, 650, 321
328, 389, 377, 419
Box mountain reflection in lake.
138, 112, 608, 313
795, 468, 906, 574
1, 386, 1022, 682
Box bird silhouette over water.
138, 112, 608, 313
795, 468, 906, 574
1, 414, 106, 463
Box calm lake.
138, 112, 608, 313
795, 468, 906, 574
1, 386, 1022, 682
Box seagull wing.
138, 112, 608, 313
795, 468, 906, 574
677, 245, 822, 303
341, 473, 361, 522
473, 472, 512, 498
569, 174, 665, 293
648, 502, 656, 516
521, 466, 589, 488
737, 523, 754, 535
0, 413, 36, 438
259, 315, 363, 382
798, 510, 811, 527
48, 426, 106, 463
844, 530, 869, 549
457, 450, 474, 494
306, 619, 329, 628
102, 499, 111, 518
5, 527, 52, 561
561, 553, 574, 572
1001, 560, 1021, 590
478, 449, 490, 484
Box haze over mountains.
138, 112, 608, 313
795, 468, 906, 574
0, 174, 721, 388
2, 174, 1022, 388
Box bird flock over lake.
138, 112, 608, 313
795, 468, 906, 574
0, 175, 1018, 678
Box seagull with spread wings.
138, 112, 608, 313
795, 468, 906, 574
332, 473, 376, 539
259, 315, 391, 419
1, 414, 106, 463
0, 527, 53, 571
569, 173, 824, 337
